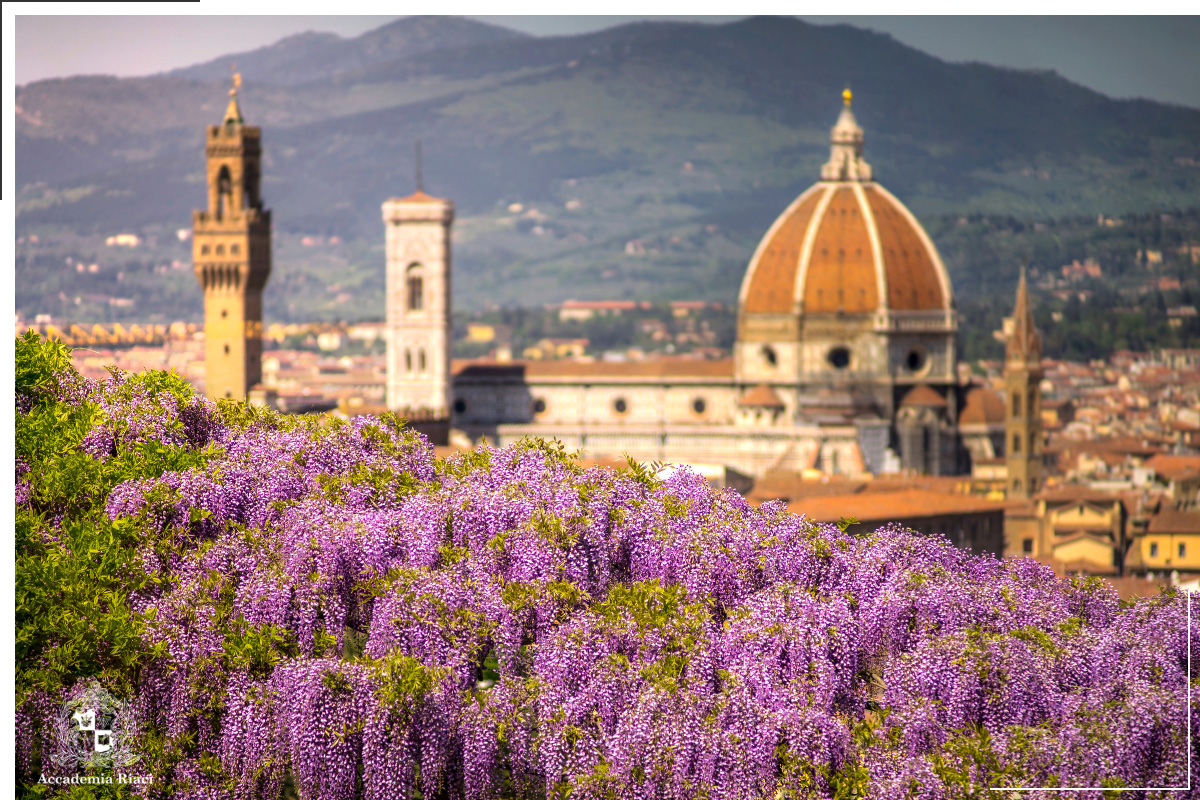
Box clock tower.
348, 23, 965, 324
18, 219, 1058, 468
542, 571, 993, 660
193, 75, 271, 401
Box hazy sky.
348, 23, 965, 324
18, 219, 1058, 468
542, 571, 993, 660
14, 14, 1200, 109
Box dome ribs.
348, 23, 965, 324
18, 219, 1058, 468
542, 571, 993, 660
742, 189, 823, 314
863, 186, 946, 311
802, 187, 877, 314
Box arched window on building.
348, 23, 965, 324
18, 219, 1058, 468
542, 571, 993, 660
1012, 433, 1021, 454
1013, 479, 1022, 492
405, 349, 413, 373
217, 166, 233, 220
406, 263, 425, 312
419, 349, 426, 372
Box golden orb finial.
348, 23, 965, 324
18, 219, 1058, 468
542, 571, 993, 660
842, 87, 852, 106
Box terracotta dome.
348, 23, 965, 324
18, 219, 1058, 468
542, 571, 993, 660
739, 93, 953, 316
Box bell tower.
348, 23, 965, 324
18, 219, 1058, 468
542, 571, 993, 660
382, 151, 454, 418
193, 74, 271, 401
1004, 268, 1043, 498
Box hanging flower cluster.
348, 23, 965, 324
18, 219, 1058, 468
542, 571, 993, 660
15, 338, 1197, 799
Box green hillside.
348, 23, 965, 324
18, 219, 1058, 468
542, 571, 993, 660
15, 16, 1200, 316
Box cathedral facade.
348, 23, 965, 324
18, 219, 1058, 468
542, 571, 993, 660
384, 93, 1009, 477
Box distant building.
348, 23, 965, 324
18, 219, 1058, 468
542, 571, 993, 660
558, 300, 642, 321
1004, 269, 1044, 498
436, 93, 1004, 478
1127, 507, 1200, 576
1159, 349, 1200, 371
382, 186, 454, 422
788, 487, 1005, 555
192, 75, 271, 401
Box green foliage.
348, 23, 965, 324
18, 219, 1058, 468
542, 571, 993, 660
317, 462, 421, 507
595, 579, 707, 640
15, 330, 74, 398
374, 652, 448, 713
927, 726, 1032, 798
221, 619, 299, 678
620, 453, 668, 490
15, 334, 215, 732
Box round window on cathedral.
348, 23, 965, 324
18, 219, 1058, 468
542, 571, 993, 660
613, 397, 628, 415
453, 398, 467, 415
827, 347, 851, 369
905, 348, 927, 373
761, 345, 778, 368
693, 397, 707, 415
532, 398, 547, 414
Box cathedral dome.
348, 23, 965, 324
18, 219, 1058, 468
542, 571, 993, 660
739, 91, 953, 317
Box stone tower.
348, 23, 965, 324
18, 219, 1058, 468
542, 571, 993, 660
383, 186, 454, 418
193, 75, 271, 401
1004, 268, 1043, 498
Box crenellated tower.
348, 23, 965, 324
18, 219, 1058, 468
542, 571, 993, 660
1004, 268, 1043, 498
193, 74, 271, 401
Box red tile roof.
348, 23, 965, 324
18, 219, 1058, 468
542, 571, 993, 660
959, 386, 1006, 425
739, 384, 786, 407
789, 488, 1004, 523
900, 384, 947, 407
1147, 508, 1200, 534
1146, 454, 1200, 481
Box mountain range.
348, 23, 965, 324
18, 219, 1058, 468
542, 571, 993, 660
15, 15, 1200, 316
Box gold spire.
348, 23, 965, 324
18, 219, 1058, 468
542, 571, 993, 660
842, 86, 852, 106
223, 70, 244, 126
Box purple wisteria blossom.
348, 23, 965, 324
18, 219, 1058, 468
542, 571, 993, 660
16, 364, 1198, 800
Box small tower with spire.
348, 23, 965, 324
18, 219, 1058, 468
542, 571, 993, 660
820, 87, 873, 182
193, 72, 271, 401
1004, 267, 1043, 498
382, 141, 455, 420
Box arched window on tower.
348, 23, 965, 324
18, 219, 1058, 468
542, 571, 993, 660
1012, 433, 1021, 454
408, 277, 424, 311
217, 166, 233, 220
419, 349, 427, 372
406, 264, 425, 312
405, 350, 413, 373
1012, 392, 1022, 417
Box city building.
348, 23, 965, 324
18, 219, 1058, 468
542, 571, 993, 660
383, 188, 454, 419
192, 75, 272, 401
788, 488, 1005, 555
1004, 269, 1044, 498
386, 92, 1007, 478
